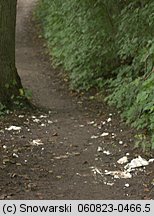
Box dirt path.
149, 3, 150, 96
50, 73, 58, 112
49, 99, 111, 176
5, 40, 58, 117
0, 0, 153, 200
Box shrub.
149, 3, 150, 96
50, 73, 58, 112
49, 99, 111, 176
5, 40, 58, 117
36, 0, 154, 149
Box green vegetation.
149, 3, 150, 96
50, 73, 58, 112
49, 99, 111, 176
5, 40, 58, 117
0, 88, 32, 116
37, 0, 154, 149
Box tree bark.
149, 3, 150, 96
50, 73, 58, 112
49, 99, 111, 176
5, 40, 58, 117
0, 0, 22, 105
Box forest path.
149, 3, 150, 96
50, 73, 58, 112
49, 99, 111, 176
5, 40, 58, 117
16, 0, 70, 110
0, 0, 153, 200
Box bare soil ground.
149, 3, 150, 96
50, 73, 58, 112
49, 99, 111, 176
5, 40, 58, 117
0, 0, 153, 200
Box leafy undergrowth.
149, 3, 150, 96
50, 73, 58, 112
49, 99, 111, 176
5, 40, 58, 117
36, 0, 154, 150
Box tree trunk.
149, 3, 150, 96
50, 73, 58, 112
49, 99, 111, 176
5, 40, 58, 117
0, 0, 22, 105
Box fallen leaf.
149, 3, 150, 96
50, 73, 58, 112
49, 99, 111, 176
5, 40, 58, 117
107, 118, 112, 122
97, 146, 103, 152
144, 188, 150, 192
33, 119, 40, 123
16, 163, 22, 166
105, 170, 132, 179
3, 158, 15, 164
54, 155, 69, 160
117, 156, 128, 164
5, 126, 21, 131
103, 150, 111, 155
124, 156, 149, 171
149, 158, 154, 163
100, 132, 109, 137
27, 183, 37, 191
18, 115, 24, 118
10, 173, 18, 178
56, 176, 62, 179
87, 121, 95, 125
40, 115, 47, 118
12, 153, 19, 158
91, 135, 99, 139
30, 139, 44, 146
106, 182, 114, 186
53, 132, 58, 136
